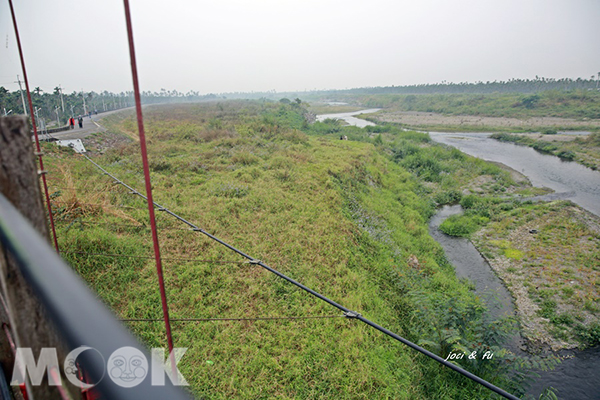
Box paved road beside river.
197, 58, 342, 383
50, 107, 133, 140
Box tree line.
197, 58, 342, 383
0, 86, 221, 127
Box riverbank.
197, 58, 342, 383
491, 132, 600, 171
363, 110, 600, 133
470, 200, 600, 351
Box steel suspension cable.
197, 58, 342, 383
7, 0, 59, 253
121, 315, 345, 323
81, 154, 519, 400
60, 250, 245, 264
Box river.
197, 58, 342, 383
317, 110, 600, 400
428, 131, 600, 218
316, 109, 380, 128
427, 131, 600, 400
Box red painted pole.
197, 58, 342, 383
122, 0, 177, 381
7, 0, 60, 253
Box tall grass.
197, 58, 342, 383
42, 101, 531, 398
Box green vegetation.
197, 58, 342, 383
344, 91, 600, 120
40, 101, 543, 398
434, 187, 600, 348
0, 86, 218, 127
471, 200, 600, 348
439, 214, 489, 237
491, 132, 600, 170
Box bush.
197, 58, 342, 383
392, 140, 420, 160
541, 128, 558, 135
401, 153, 443, 182
588, 132, 600, 146
532, 142, 558, 154
434, 190, 462, 205
439, 214, 488, 237
575, 322, 600, 346
556, 150, 576, 161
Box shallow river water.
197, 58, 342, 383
429, 131, 600, 218
316, 109, 380, 128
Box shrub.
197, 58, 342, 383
541, 128, 558, 135
401, 153, 443, 182
556, 150, 576, 161
575, 322, 600, 346
434, 190, 462, 205
439, 214, 488, 237
532, 142, 558, 154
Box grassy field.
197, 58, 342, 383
43, 101, 546, 398
490, 132, 600, 171
350, 91, 600, 120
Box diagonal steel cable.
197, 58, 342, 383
80, 153, 519, 400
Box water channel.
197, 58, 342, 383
318, 110, 600, 399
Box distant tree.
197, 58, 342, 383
521, 94, 540, 109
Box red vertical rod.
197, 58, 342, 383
122, 0, 177, 380
7, 0, 59, 253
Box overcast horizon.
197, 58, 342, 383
1, 0, 599, 95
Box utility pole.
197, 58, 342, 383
102, 98, 106, 111
81, 89, 87, 115
59, 84, 65, 112
70, 104, 75, 117
54, 106, 60, 127
15, 75, 27, 116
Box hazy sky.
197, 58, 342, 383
1, 0, 599, 95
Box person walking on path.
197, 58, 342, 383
78, 116, 83, 128
69, 117, 75, 130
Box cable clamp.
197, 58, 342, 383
192, 228, 203, 232
129, 191, 139, 195
344, 311, 361, 319
247, 259, 261, 265
34, 151, 44, 156
37, 170, 48, 176
157, 207, 167, 211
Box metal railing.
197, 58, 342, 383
0, 193, 192, 399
